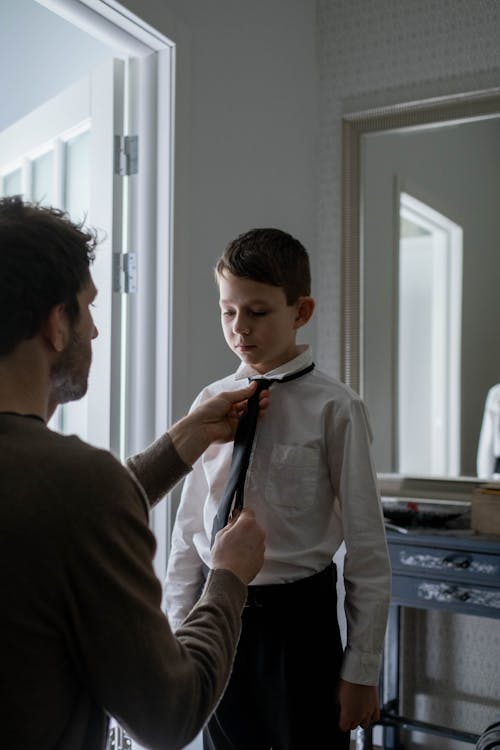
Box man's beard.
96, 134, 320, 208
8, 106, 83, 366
49, 330, 92, 407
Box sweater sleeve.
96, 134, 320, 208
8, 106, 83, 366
126, 431, 192, 507
63, 450, 246, 750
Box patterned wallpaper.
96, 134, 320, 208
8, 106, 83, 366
316, 0, 500, 376
317, 0, 500, 744
401, 609, 500, 748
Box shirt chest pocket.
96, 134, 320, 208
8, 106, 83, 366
264, 444, 320, 511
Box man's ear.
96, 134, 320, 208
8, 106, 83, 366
293, 296, 315, 329
41, 304, 69, 353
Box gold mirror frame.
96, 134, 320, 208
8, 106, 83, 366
341, 88, 500, 495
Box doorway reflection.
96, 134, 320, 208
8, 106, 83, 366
398, 192, 463, 476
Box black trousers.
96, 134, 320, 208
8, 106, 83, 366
203, 563, 350, 750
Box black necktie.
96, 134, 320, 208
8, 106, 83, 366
210, 363, 315, 546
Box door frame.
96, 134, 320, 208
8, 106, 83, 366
35, 0, 183, 578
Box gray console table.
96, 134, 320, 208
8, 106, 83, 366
360, 528, 500, 749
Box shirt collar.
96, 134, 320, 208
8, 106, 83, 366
233, 345, 313, 382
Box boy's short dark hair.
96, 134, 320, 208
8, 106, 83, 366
0, 195, 97, 356
215, 228, 311, 304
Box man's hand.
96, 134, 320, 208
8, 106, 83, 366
337, 679, 380, 732
193, 382, 265, 444
169, 383, 268, 466
211, 509, 265, 584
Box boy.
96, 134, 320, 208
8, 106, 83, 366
165, 228, 391, 749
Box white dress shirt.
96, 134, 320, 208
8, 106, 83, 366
164, 346, 391, 685
477, 383, 500, 479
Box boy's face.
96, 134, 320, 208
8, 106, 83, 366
218, 272, 311, 374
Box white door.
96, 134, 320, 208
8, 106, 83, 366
0, 58, 126, 453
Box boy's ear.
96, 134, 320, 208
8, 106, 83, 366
41, 304, 70, 353
293, 296, 315, 329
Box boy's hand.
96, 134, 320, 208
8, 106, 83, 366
211, 509, 265, 584
337, 679, 380, 731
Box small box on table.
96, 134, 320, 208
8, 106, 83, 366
471, 483, 500, 536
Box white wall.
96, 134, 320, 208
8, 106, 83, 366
0, 0, 116, 132
118, 0, 318, 418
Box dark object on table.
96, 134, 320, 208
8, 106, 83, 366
382, 498, 470, 529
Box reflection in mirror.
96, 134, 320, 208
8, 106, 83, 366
398, 192, 462, 476
477, 382, 500, 479
341, 90, 500, 481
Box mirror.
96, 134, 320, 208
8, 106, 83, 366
341, 89, 500, 481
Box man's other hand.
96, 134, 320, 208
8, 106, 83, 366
211, 509, 265, 584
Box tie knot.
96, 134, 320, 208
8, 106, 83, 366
249, 377, 273, 393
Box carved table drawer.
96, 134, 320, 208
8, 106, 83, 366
387, 531, 500, 618
388, 543, 500, 586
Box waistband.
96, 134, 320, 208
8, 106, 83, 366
244, 562, 337, 608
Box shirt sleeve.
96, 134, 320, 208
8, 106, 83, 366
327, 396, 392, 685
62, 450, 246, 750
163, 453, 210, 629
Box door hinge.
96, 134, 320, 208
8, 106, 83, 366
113, 252, 137, 293
114, 134, 138, 176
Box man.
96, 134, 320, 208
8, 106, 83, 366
0, 196, 266, 750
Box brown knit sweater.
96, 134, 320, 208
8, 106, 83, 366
0, 414, 245, 749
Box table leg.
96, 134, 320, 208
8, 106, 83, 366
382, 604, 402, 750
355, 726, 373, 750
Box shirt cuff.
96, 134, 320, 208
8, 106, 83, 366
340, 645, 383, 686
